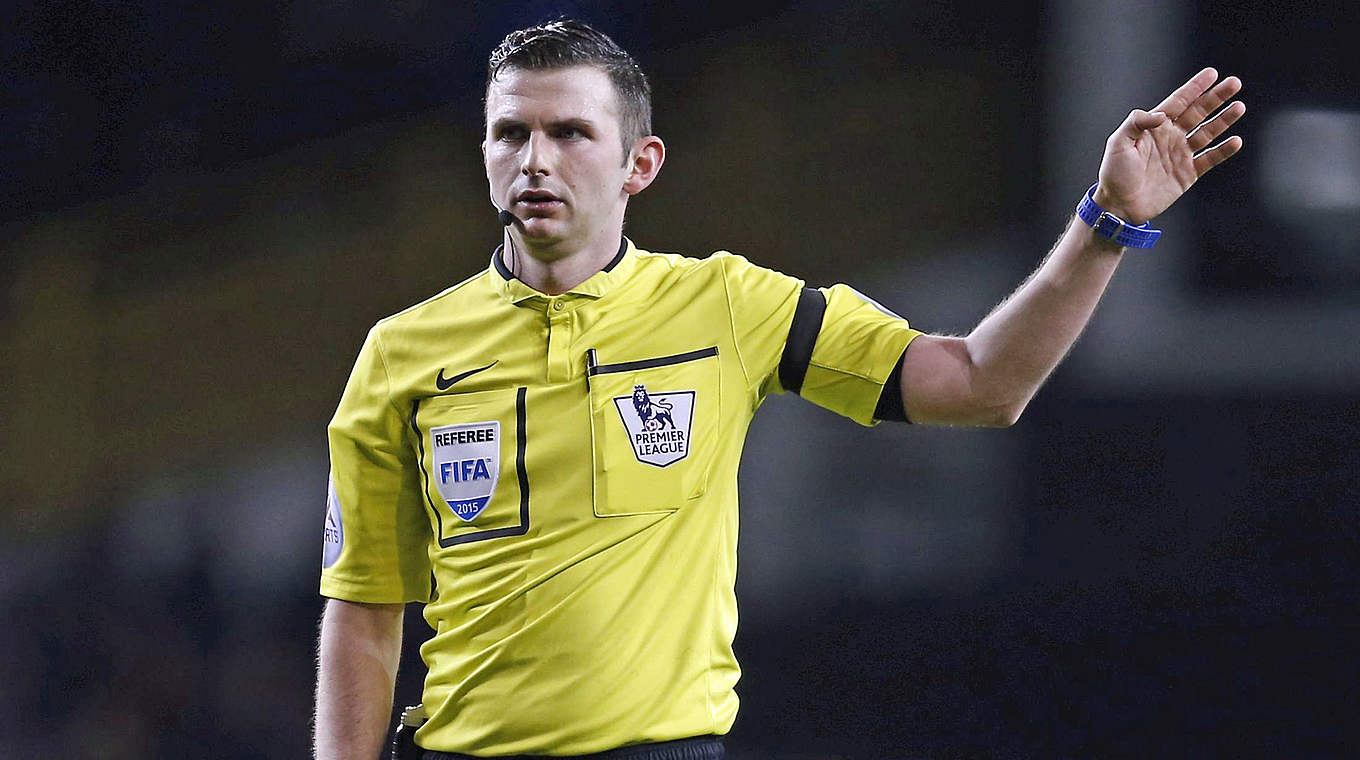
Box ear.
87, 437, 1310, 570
623, 135, 666, 196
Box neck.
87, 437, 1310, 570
503, 226, 623, 295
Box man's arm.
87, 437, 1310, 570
901, 68, 1246, 426
315, 598, 405, 760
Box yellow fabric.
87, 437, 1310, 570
321, 241, 920, 755
803, 284, 922, 426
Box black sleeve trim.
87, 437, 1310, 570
778, 287, 827, 395
873, 350, 910, 423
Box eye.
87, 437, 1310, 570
555, 124, 586, 139
497, 125, 528, 141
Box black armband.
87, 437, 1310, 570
778, 287, 827, 394
873, 350, 909, 423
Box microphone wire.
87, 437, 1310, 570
498, 208, 519, 279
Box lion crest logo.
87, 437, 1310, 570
613, 383, 695, 467
632, 385, 675, 431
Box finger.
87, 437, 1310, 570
1153, 67, 1219, 121
1187, 100, 1246, 153
1193, 135, 1245, 176
1174, 75, 1243, 133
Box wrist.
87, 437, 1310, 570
1075, 217, 1127, 253
1075, 183, 1162, 250
1090, 185, 1139, 224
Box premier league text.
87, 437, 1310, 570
634, 429, 686, 456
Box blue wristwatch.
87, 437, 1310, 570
1075, 183, 1162, 249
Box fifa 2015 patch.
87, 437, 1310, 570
613, 384, 694, 467
322, 471, 344, 568
430, 421, 500, 521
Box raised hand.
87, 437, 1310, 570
1093, 68, 1246, 225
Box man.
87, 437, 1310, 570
315, 19, 1245, 760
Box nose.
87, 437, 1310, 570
520, 131, 553, 176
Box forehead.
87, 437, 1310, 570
485, 65, 621, 127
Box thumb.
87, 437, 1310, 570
1135, 109, 1169, 130
1112, 109, 1168, 142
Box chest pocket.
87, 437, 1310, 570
586, 347, 720, 517
413, 386, 529, 547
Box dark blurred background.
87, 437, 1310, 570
2, 1, 1357, 757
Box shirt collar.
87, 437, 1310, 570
491, 236, 635, 304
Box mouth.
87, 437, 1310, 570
514, 190, 564, 211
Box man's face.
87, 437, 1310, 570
483, 65, 633, 254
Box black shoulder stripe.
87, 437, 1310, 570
778, 287, 827, 395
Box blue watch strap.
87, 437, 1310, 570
1075, 183, 1162, 249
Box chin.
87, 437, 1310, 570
519, 217, 568, 241
516, 223, 570, 252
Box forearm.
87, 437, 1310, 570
963, 215, 1125, 423
315, 598, 405, 760
902, 70, 1243, 427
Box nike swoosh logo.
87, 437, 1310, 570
436, 361, 497, 391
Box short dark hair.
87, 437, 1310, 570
486, 19, 652, 156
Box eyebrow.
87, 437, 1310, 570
489, 116, 597, 133
554, 117, 595, 130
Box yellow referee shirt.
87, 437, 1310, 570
321, 239, 921, 755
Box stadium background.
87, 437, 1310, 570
2, 1, 1357, 757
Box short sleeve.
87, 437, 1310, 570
796, 285, 922, 426
321, 326, 433, 603
714, 252, 805, 395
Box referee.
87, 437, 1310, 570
314, 19, 1245, 760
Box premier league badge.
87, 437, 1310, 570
430, 421, 500, 521
613, 384, 694, 467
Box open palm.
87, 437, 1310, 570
1094, 68, 1246, 225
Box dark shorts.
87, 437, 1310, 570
420, 734, 724, 760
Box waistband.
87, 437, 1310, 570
421, 735, 724, 760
